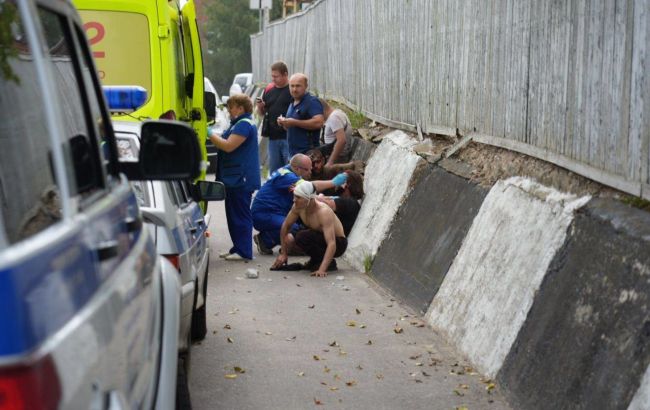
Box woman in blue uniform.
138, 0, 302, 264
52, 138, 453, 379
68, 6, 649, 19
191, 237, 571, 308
209, 94, 261, 260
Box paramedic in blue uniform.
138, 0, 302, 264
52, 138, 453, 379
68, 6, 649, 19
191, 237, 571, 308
277, 73, 324, 156
251, 153, 348, 256
209, 94, 260, 261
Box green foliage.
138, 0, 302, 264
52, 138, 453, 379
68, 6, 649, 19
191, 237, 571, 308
0, 2, 19, 83
363, 254, 373, 274
348, 110, 368, 129
621, 195, 650, 212
204, 0, 258, 96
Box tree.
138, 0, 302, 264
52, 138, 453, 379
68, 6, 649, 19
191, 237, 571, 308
204, 0, 258, 96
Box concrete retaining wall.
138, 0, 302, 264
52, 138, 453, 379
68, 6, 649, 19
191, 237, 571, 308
497, 198, 650, 410
344, 135, 650, 409
343, 131, 423, 272
370, 167, 487, 315
426, 177, 590, 377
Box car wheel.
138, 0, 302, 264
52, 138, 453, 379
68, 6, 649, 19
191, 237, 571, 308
176, 330, 192, 409
191, 263, 208, 341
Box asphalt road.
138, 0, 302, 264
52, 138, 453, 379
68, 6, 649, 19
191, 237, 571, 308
189, 201, 511, 410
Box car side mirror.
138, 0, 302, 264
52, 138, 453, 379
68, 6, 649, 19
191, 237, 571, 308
204, 91, 216, 122
193, 180, 226, 201
138, 120, 201, 180
221, 95, 229, 105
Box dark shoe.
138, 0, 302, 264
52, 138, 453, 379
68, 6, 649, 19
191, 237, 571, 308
327, 259, 338, 272
254, 234, 273, 255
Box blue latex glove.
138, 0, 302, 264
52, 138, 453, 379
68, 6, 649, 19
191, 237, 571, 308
332, 172, 348, 187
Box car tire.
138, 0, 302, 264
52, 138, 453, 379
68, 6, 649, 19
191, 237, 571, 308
176, 352, 192, 410
191, 263, 208, 341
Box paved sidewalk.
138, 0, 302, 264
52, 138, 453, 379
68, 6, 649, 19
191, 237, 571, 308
189, 201, 511, 410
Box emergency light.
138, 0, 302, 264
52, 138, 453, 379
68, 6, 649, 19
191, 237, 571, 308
103, 86, 148, 112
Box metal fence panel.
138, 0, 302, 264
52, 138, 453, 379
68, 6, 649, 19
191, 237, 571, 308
251, 0, 650, 199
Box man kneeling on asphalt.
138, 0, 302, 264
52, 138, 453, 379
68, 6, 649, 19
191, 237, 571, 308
271, 182, 347, 277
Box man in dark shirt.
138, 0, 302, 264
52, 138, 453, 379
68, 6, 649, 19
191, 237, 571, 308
256, 61, 292, 173
316, 170, 364, 236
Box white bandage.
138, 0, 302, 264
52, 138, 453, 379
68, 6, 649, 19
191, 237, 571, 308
293, 181, 316, 199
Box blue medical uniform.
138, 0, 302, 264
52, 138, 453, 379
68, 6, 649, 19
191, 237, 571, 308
286, 92, 323, 156
216, 113, 261, 259
251, 165, 304, 248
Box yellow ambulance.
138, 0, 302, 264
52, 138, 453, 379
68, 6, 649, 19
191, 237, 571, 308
72, 0, 212, 182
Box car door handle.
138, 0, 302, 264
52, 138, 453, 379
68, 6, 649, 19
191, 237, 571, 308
95, 240, 119, 261
194, 218, 205, 225
125, 216, 142, 233
190, 227, 198, 234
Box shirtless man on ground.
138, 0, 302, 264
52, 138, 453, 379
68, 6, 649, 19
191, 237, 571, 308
271, 182, 347, 277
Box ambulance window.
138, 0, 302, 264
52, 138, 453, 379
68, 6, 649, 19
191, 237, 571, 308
37, 7, 105, 201
171, 21, 186, 102
77, 10, 152, 102
0, 2, 62, 244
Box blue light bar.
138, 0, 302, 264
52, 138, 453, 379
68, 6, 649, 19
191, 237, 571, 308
103, 86, 148, 112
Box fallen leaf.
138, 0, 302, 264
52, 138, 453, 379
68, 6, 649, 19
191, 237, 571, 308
265, 332, 273, 335
376, 373, 384, 380
234, 366, 245, 373
422, 371, 431, 377
366, 340, 373, 345
356, 364, 363, 370
329, 387, 339, 391
329, 341, 339, 347
313, 355, 321, 361
456, 407, 468, 410
360, 324, 367, 329
227, 337, 234, 343
224, 374, 237, 379
409, 354, 422, 360
345, 380, 357, 387
486, 382, 496, 393
313, 397, 323, 405
286, 336, 297, 341
297, 372, 305, 377
346, 320, 357, 327
394, 327, 403, 334
321, 382, 328, 386
338, 349, 347, 356
415, 362, 423, 367
355, 308, 361, 314
308, 304, 315, 309
296, 284, 302, 287
453, 389, 464, 396
459, 384, 469, 390
323, 366, 331, 373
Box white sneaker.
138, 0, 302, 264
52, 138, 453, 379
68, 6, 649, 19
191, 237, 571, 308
219, 251, 232, 258
224, 253, 245, 261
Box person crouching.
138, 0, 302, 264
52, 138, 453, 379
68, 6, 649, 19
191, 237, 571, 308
271, 182, 347, 277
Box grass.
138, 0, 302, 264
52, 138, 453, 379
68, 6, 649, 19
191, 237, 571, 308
348, 110, 368, 130
363, 254, 373, 274
621, 195, 650, 212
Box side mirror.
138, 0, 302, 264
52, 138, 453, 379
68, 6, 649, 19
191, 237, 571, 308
193, 180, 226, 201
204, 91, 216, 122
221, 95, 229, 105
138, 120, 201, 180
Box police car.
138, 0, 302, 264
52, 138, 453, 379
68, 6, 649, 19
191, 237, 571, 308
0, 1, 202, 408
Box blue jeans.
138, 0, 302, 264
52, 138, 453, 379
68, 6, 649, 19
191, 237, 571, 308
267, 138, 289, 175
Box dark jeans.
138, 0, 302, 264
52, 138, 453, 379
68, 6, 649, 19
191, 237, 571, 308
294, 229, 347, 265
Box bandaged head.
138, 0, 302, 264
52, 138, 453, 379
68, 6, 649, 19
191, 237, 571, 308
293, 181, 316, 200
